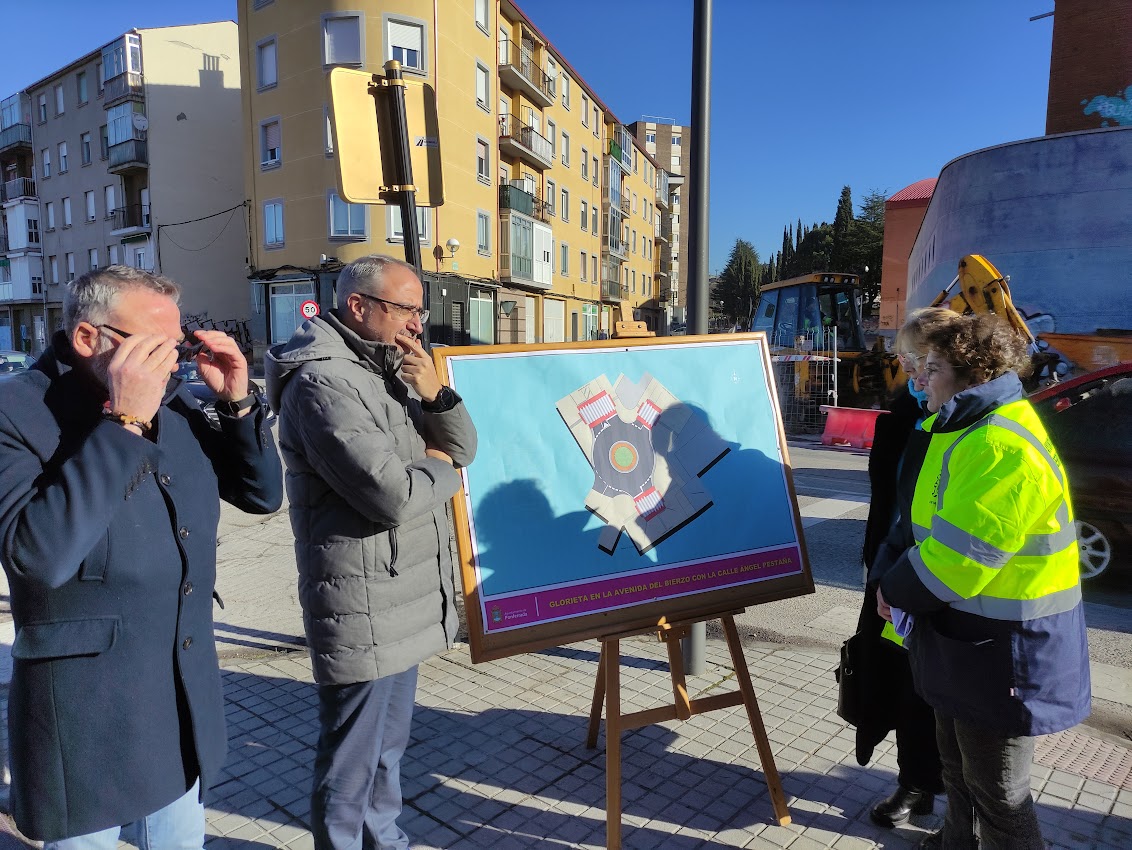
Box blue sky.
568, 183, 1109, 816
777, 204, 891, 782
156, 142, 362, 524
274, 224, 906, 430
3, 1, 1055, 272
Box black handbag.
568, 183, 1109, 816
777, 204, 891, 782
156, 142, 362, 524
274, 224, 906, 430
835, 632, 866, 727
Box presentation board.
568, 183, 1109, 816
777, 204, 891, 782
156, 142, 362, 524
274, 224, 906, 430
434, 333, 814, 662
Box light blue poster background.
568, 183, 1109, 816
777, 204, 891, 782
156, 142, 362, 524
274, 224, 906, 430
446, 340, 799, 597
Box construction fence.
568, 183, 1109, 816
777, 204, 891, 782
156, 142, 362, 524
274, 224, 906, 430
769, 327, 839, 435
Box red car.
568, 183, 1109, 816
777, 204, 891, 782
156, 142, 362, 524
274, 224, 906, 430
1031, 363, 1132, 581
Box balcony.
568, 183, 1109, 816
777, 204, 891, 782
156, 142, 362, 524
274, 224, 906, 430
614, 125, 633, 169
620, 194, 630, 215
656, 170, 670, 210
498, 114, 553, 171
601, 278, 622, 301
655, 256, 670, 277
1, 177, 36, 203
108, 139, 148, 174
0, 233, 8, 253
655, 219, 672, 243
0, 123, 31, 154
111, 203, 151, 233
497, 39, 554, 108
604, 224, 627, 260
103, 72, 145, 107
499, 183, 547, 222
659, 287, 672, 303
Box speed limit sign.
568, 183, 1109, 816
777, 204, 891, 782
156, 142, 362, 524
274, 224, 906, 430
300, 300, 320, 320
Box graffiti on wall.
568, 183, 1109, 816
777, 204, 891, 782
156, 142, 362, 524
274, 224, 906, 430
1082, 85, 1132, 126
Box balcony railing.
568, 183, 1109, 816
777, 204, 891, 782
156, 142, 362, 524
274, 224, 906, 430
498, 114, 553, 170
601, 279, 622, 301
0, 123, 31, 153
656, 170, 670, 209
655, 257, 671, 277
497, 39, 554, 107
655, 219, 672, 242
620, 194, 630, 214
111, 203, 151, 231
1, 177, 36, 202
108, 139, 148, 171
498, 183, 548, 221
103, 72, 145, 106
614, 125, 633, 168
0, 233, 9, 253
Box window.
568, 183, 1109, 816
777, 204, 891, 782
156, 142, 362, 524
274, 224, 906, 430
591, 255, 598, 282
104, 185, 116, 216
580, 200, 587, 229
560, 74, 570, 109
58, 142, 68, 173
41, 148, 50, 179
54, 84, 64, 115
475, 63, 489, 109
477, 210, 490, 254
270, 281, 317, 345
388, 205, 430, 242
545, 179, 555, 215
80, 132, 92, 165
580, 251, 588, 280
66, 253, 76, 282
546, 57, 558, 96
592, 107, 599, 136
476, 137, 490, 182
324, 106, 334, 155
632, 192, 637, 213
646, 131, 656, 144
591, 204, 598, 235
559, 242, 568, 276
581, 94, 589, 126
37, 94, 47, 123
100, 125, 109, 160
581, 148, 589, 180
386, 18, 425, 72
97, 63, 104, 95
256, 38, 278, 89
85, 191, 96, 221
632, 270, 636, 292
109, 245, 119, 265
672, 155, 680, 169
560, 188, 569, 222
547, 119, 556, 159
45, 202, 55, 230
322, 13, 363, 65
261, 119, 281, 167
264, 200, 284, 246
77, 72, 89, 105
474, 0, 489, 31
49, 256, 58, 284
673, 136, 682, 146
329, 193, 366, 237
592, 155, 598, 187
561, 131, 569, 167
89, 248, 99, 270
62, 197, 72, 227
27, 219, 39, 245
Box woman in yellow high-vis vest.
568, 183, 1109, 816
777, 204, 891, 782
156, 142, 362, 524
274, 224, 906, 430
877, 314, 1089, 850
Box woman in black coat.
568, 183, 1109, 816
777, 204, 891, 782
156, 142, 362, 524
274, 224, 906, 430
852, 309, 956, 828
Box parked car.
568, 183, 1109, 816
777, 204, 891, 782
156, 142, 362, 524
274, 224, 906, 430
1031, 362, 1132, 581
0, 350, 35, 376
176, 362, 270, 427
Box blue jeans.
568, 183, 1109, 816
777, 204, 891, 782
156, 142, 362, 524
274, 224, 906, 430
312, 667, 418, 850
935, 715, 1044, 849
43, 781, 204, 850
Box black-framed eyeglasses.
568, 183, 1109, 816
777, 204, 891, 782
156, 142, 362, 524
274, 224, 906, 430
98, 324, 206, 364
357, 293, 429, 324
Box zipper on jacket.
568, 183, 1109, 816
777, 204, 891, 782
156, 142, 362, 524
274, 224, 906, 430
388, 527, 399, 577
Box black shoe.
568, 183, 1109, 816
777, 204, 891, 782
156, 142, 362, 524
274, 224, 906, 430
919, 831, 942, 849
869, 785, 935, 828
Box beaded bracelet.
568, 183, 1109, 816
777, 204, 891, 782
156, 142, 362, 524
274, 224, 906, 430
102, 410, 153, 434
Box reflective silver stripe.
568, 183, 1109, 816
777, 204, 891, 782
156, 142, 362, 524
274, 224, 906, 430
1018, 508, 1078, 556
950, 583, 1082, 621
983, 414, 1065, 487
930, 515, 1013, 569
913, 522, 930, 544
909, 546, 964, 604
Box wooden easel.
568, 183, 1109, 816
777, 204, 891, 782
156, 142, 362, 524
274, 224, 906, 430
585, 611, 791, 849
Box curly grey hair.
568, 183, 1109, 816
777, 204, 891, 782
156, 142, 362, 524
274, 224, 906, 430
63, 265, 181, 334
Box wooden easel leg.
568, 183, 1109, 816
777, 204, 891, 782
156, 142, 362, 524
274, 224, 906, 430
586, 642, 607, 749
605, 638, 622, 850
664, 630, 692, 721
722, 615, 791, 826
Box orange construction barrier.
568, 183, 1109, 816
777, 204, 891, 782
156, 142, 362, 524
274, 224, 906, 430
819, 405, 888, 450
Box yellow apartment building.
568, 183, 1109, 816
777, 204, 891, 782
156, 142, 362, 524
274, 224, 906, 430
238, 0, 667, 354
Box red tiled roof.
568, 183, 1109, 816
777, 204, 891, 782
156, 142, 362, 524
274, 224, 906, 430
887, 178, 937, 205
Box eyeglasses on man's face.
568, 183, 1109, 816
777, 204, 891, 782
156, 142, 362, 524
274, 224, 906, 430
98, 324, 205, 364
357, 293, 429, 324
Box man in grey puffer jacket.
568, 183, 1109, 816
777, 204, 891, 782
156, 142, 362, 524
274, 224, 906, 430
265, 255, 476, 850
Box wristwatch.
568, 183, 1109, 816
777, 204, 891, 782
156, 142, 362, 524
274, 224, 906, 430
421, 386, 461, 413
214, 393, 257, 417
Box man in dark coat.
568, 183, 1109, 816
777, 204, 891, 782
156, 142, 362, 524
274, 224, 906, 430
0, 266, 283, 847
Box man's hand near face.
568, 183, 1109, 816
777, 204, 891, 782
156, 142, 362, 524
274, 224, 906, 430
193, 330, 251, 410
397, 333, 442, 403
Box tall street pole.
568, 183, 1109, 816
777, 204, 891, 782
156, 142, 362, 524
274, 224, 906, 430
683, 0, 712, 676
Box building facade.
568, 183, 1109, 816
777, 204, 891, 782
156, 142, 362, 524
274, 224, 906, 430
1, 23, 246, 355
238, 0, 667, 357
1045, 0, 1132, 135
878, 178, 935, 331
630, 120, 689, 329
